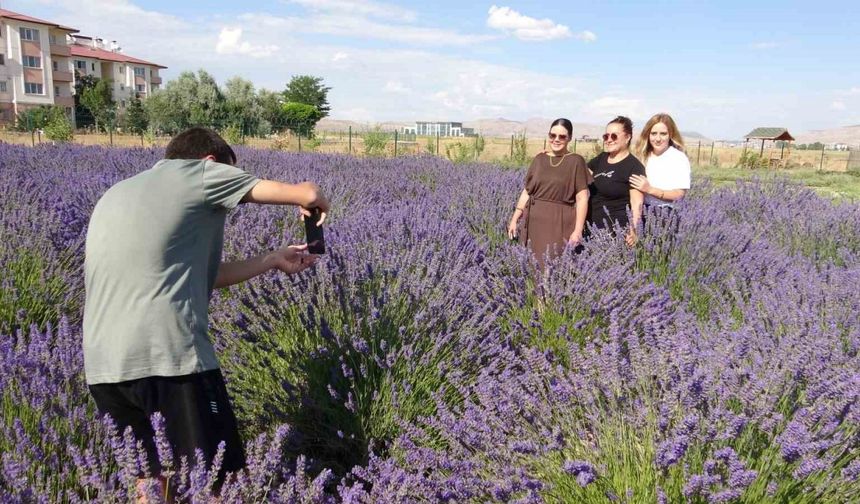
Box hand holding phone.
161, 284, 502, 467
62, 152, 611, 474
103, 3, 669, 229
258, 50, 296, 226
304, 208, 326, 254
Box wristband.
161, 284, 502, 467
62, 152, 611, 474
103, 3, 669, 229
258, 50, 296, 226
515, 207, 525, 212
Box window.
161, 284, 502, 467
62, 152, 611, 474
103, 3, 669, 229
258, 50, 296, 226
75, 60, 86, 70
20, 28, 40, 41
0, 82, 7, 93
121, 100, 126, 108
25, 82, 44, 94
49, 34, 57, 44
22, 56, 41, 68
53, 60, 58, 71
55, 85, 60, 96
0, 54, 4, 65
91, 63, 95, 71
151, 84, 159, 91
136, 84, 145, 92
134, 67, 145, 77
120, 84, 124, 90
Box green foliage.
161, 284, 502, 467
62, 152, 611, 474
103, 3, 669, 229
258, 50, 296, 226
121, 94, 148, 135
220, 123, 245, 145
43, 109, 74, 143
224, 77, 268, 137
80, 79, 116, 132
363, 127, 390, 156
444, 136, 485, 164
735, 150, 769, 170
509, 131, 529, 166
0, 251, 69, 334
283, 75, 331, 117
145, 70, 226, 134
73, 73, 99, 129
425, 136, 437, 155
282, 102, 323, 138
15, 105, 55, 132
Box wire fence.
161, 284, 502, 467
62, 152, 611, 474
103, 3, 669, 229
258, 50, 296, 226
1, 122, 856, 173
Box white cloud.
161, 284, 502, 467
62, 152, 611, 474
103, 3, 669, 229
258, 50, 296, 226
487, 5, 576, 42
751, 41, 779, 50
576, 30, 597, 43
286, 0, 417, 23
332, 52, 349, 62
215, 27, 279, 58
383, 81, 410, 94
240, 12, 496, 46
583, 96, 647, 119
831, 101, 846, 111
841, 87, 860, 96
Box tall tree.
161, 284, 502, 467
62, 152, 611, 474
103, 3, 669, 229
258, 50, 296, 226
80, 79, 116, 132
122, 93, 149, 135
73, 74, 100, 129
223, 77, 266, 136
258, 89, 288, 133
283, 75, 331, 118
144, 70, 226, 134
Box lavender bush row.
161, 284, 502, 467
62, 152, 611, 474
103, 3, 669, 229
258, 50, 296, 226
0, 143, 858, 502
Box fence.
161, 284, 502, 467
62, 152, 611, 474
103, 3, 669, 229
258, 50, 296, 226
0, 125, 856, 173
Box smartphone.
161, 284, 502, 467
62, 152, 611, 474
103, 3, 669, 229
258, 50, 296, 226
304, 208, 326, 254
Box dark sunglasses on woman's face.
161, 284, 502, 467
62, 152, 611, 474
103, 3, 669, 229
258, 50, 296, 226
602, 133, 619, 141
548, 133, 569, 141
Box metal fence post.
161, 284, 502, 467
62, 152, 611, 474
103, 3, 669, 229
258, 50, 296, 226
573, 138, 577, 154
298, 134, 302, 152
710, 143, 715, 165
394, 130, 398, 157
510, 134, 514, 158
697, 141, 701, 165
348, 126, 352, 154
819, 145, 825, 172
436, 131, 440, 156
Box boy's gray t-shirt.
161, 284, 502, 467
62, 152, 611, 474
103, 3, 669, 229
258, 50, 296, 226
83, 159, 260, 385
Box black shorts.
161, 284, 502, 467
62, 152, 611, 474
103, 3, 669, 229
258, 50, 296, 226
88, 368, 245, 478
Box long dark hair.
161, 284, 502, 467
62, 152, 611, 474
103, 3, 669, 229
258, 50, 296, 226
549, 118, 573, 138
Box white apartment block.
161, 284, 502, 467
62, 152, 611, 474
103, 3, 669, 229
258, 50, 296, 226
404, 121, 476, 137
0, 9, 165, 126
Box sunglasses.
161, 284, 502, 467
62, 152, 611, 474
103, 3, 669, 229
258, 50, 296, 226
602, 133, 620, 141
548, 133, 569, 141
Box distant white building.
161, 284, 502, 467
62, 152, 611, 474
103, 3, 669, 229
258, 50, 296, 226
404, 121, 476, 137
827, 143, 849, 151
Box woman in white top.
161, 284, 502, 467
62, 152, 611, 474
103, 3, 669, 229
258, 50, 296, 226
629, 113, 691, 208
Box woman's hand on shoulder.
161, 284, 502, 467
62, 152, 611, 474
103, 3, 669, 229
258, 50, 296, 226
630, 174, 651, 194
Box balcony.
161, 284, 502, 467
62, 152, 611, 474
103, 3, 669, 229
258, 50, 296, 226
55, 96, 74, 107
50, 44, 71, 57
52, 70, 73, 82
151, 76, 162, 85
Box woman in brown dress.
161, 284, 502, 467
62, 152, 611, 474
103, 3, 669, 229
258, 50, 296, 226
507, 118, 591, 266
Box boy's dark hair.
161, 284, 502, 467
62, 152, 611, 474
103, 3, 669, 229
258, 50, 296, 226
165, 127, 237, 165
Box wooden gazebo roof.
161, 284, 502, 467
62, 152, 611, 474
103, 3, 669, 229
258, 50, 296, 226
743, 127, 795, 141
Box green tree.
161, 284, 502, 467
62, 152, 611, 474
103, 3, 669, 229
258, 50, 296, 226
43, 108, 74, 143
224, 77, 267, 136
15, 105, 53, 131
282, 102, 323, 138
144, 70, 226, 134
121, 93, 149, 135
80, 78, 116, 132
283, 75, 331, 118
258, 89, 288, 133
73, 73, 99, 128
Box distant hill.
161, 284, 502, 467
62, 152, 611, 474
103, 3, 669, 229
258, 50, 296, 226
795, 125, 860, 145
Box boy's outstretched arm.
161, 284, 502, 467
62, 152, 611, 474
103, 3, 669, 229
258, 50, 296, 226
242, 180, 331, 223
214, 244, 318, 289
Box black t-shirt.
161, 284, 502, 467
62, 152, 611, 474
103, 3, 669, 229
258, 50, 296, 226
587, 152, 645, 229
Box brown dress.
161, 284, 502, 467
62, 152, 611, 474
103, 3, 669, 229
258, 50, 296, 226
519, 153, 592, 265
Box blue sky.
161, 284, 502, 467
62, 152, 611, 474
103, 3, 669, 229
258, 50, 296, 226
15, 0, 860, 138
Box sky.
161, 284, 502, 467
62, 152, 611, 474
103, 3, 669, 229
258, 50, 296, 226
10, 0, 860, 139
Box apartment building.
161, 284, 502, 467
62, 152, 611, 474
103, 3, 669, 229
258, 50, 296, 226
0, 9, 165, 126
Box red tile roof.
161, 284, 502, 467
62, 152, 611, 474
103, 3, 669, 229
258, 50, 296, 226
0, 9, 78, 32
70, 44, 167, 69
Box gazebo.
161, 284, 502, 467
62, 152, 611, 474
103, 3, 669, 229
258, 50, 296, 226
744, 127, 795, 167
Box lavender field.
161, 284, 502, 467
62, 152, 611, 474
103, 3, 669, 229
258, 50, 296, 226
1, 143, 859, 503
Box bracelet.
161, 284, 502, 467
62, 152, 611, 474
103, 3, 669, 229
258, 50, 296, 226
514, 207, 525, 212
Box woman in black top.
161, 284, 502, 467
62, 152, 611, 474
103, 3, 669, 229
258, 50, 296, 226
587, 116, 645, 245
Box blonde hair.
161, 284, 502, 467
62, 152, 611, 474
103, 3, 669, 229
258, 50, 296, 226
636, 113, 685, 161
